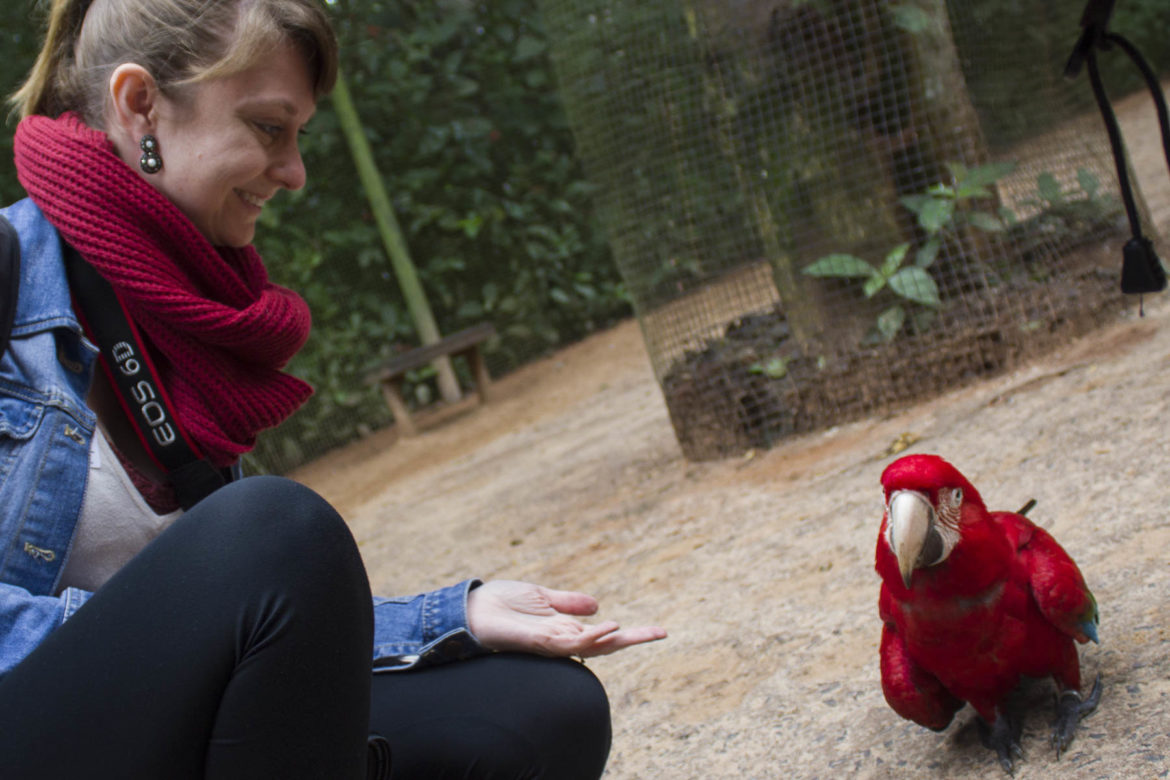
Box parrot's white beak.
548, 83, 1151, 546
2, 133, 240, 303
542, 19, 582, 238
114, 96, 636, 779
888, 490, 934, 588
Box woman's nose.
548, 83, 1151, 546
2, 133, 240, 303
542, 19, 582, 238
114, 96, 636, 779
271, 144, 307, 191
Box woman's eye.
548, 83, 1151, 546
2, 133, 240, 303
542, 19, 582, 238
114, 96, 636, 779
255, 122, 282, 138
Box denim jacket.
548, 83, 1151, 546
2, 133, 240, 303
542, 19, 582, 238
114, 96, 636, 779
0, 198, 484, 681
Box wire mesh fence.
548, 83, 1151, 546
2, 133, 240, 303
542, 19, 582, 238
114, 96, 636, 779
539, 0, 1162, 460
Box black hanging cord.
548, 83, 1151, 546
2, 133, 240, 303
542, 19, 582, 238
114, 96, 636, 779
1065, 0, 1168, 297
1085, 51, 1142, 239
1104, 33, 1170, 178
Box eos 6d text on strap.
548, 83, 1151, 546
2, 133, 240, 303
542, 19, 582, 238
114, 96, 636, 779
62, 240, 227, 510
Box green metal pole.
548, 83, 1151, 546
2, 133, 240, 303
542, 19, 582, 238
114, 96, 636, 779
332, 69, 461, 403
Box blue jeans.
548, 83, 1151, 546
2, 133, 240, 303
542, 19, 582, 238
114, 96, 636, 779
0, 477, 611, 779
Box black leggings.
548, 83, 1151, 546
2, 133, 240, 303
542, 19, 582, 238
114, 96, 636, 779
0, 476, 610, 779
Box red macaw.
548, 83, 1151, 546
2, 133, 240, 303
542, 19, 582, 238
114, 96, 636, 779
875, 454, 1100, 773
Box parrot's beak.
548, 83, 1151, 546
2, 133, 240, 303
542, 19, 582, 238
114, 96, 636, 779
888, 490, 934, 588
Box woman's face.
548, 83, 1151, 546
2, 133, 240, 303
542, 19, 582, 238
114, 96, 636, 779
150, 42, 317, 247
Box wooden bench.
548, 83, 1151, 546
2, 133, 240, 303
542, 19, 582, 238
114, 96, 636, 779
364, 322, 496, 436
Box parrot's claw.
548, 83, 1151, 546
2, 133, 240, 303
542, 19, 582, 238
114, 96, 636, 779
1051, 674, 1102, 758
977, 712, 1024, 775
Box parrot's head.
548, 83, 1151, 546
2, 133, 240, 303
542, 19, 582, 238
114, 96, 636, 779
879, 454, 988, 588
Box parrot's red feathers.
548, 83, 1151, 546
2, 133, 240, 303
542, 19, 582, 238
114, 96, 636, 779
880, 454, 987, 515
1001, 512, 1099, 644
879, 621, 964, 731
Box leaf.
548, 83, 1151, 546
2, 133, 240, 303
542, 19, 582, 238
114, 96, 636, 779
456, 213, 484, 238
879, 243, 911, 279
927, 183, 956, 199
890, 4, 931, 33
915, 237, 941, 268
749, 356, 790, 379
1077, 167, 1100, 200
945, 161, 968, 182
803, 253, 877, 278
911, 308, 937, 332
998, 205, 1019, 226
917, 198, 955, 234
889, 267, 941, 307
513, 34, 546, 62
961, 161, 1017, 188
1037, 172, 1064, 205
965, 210, 1005, 232
450, 75, 480, 98
418, 125, 452, 157
456, 300, 485, 318
877, 305, 906, 342
954, 183, 993, 200
899, 194, 932, 216
863, 273, 888, 299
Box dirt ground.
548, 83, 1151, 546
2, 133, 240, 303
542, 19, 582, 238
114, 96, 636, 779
294, 90, 1170, 778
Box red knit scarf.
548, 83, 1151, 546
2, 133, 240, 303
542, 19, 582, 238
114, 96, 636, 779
14, 112, 313, 467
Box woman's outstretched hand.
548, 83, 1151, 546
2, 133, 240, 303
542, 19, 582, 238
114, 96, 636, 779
467, 580, 667, 658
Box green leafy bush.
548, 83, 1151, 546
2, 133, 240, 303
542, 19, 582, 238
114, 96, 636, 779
246, 0, 632, 470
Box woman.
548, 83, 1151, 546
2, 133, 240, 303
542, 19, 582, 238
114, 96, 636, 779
0, 0, 666, 777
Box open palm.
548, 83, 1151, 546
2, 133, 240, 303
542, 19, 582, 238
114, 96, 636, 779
467, 580, 666, 658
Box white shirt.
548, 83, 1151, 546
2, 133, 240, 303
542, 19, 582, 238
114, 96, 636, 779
56, 429, 182, 593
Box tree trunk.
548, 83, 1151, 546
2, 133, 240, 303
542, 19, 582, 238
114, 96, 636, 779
744, 0, 911, 347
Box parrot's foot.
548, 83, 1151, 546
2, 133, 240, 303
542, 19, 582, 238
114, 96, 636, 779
1051, 674, 1102, 758
977, 711, 1024, 775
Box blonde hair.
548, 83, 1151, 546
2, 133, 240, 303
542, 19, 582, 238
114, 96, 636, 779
10, 0, 338, 123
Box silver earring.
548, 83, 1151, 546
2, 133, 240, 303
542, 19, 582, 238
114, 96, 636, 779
139, 134, 162, 174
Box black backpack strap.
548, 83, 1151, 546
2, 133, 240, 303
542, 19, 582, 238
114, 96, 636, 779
0, 214, 19, 359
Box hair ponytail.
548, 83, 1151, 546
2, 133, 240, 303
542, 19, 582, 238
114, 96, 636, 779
9, 0, 93, 119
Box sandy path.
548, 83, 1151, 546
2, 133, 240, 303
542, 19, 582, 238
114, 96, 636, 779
294, 88, 1170, 778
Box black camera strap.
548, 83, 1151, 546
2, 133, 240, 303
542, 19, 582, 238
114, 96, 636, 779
62, 240, 227, 510
1066, 0, 1169, 298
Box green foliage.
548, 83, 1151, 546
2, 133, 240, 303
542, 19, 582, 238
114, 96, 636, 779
801, 159, 1124, 347
249, 0, 631, 470
998, 166, 1124, 265
1017, 167, 1117, 224
804, 242, 939, 344
0, 0, 43, 205
899, 161, 1014, 268
748, 355, 790, 379
803, 161, 1019, 343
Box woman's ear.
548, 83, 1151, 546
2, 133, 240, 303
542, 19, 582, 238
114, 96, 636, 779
106, 64, 161, 173
107, 63, 159, 140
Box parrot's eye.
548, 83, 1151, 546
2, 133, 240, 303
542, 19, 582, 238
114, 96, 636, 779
949, 488, 963, 506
